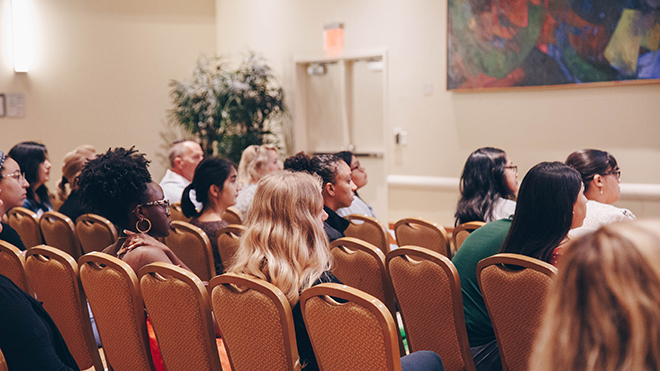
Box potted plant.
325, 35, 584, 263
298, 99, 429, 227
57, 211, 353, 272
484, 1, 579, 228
169, 52, 287, 163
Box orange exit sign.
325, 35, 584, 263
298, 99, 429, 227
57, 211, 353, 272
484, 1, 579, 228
324, 22, 344, 57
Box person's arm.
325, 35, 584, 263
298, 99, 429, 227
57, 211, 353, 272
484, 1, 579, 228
121, 233, 192, 273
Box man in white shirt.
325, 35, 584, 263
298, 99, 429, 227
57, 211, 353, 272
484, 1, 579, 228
159, 140, 204, 203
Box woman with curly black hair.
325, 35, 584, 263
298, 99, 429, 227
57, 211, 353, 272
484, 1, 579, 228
77, 147, 188, 274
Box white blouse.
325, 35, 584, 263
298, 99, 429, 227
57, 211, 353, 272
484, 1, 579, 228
570, 200, 636, 237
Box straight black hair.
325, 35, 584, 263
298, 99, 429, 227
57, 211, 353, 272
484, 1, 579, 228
455, 147, 514, 225
566, 149, 618, 192
8, 141, 50, 206
182, 157, 235, 218
500, 161, 582, 263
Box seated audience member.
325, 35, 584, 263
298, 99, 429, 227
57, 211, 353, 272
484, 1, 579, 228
284, 152, 357, 241
334, 151, 376, 218
566, 149, 635, 236
181, 157, 239, 275
530, 220, 660, 371
159, 140, 204, 203
9, 141, 53, 216
0, 273, 80, 370
78, 147, 188, 274
0, 151, 29, 250
57, 145, 97, 222
234, 144, 281, 219
452, 161, 586, 371
228, 171, 444, 371
455, 147, 518, 226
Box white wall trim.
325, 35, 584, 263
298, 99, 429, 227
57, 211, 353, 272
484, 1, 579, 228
387, 175, 660, 201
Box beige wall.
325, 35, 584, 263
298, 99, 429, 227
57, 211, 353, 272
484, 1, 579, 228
1, 0, 215, 194
216, 0, 660, 226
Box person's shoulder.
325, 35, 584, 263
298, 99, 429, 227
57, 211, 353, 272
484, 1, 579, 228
587, 200, 636, 222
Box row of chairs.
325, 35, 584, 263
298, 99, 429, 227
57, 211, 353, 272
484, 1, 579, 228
329, 237, 557, 371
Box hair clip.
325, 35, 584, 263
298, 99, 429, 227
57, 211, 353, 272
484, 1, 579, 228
0, 151, 5, 169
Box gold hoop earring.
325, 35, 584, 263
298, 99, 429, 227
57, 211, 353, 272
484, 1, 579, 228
136, 218, 151, 234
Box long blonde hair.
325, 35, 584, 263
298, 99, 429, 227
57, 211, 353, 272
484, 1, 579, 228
237, 144, 278, 184
530, 220, 660, 371
227, 170, 331, 305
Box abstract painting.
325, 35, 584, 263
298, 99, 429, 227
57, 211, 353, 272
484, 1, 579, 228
447, 0, 660, 90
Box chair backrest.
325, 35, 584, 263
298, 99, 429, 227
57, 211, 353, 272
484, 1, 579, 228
452, 221, 486, 253
343, 214, 390, 254
7, 207, 42, 248
24, 246, 104, 371
76, 213, 118, 254
477, 253, 557, 371
216, 224, 245, 268
0, 240, 29, 293
164, 221, 215, 281
209, 273, 301, 371
169, 202, 191, 222
40, 211, 82, 259
79, 252, 155, 371
139, 262, 223, 371
223, 207, 242, 225
394, 217, 450, 257
300, 283, 402, 371
329, 237, 396, 316
387, 246, 475, 371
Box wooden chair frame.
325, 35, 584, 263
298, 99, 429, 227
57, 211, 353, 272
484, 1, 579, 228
216, 224, 245, 267
387, 246, 476, 371
452, 221, 486, 253
344, 214, 390, 254
164, 221, 215, 281
138, 262, 223, 371
25, 246, 104, 371
79, 252, 155, 371
300, 283, 402, 371
40, 211, 82, 259
75, 213, 118, 254
209, 272, 301, 371
223, 207, 242, 225
394, 217, 451, 257
0, 240, 29, 293
476, 253, 557, 371
169, 202, 190, 222
7, 207, 43, 248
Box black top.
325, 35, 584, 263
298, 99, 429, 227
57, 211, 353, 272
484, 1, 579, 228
0, 274, 80, 371
323, 206, 349, 242
292, 271, 343, 371
0, 222, 26, 251
58, 191, 88, 223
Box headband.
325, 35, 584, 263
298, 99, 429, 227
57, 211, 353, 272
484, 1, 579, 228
0, 151, 5, 169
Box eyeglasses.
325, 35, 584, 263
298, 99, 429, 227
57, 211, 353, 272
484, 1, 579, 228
505, 165, 518, 174
2, 172, 26, 183
135, 198, 170, 214
601, 168, 621, 180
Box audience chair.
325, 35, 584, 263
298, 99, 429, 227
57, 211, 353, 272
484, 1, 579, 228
40, 211, 83, 260
300, 283, 402, 371
76, 213, 118, 254
223, 207, 242, 225
79, 252, 155, 371
216, 224, 245, 268
164, 221, 215, 281
0, 240, 29, 293
387, 246, 476, 371
344, 214, 391, 254
452, 221, 485, 253
169, 202, 190, 222
209, 272, 301, 371
24, 246, 104, 371
477, 253, 557, 371
394, 217, 451, 257
7, 207, 43, 248
139, 262, 223, 371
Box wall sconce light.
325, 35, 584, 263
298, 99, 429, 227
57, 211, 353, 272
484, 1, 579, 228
11, 0, 35, 73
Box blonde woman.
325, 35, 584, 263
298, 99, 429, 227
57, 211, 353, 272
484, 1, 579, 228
57, 145, 96, 222
530, 220, 660, 371
234, 144, 281, 219
228, 171, 444, 371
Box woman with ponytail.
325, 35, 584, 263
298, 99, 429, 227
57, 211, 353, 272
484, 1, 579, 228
57, 145, 96, 222
181, 157, 240, 275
